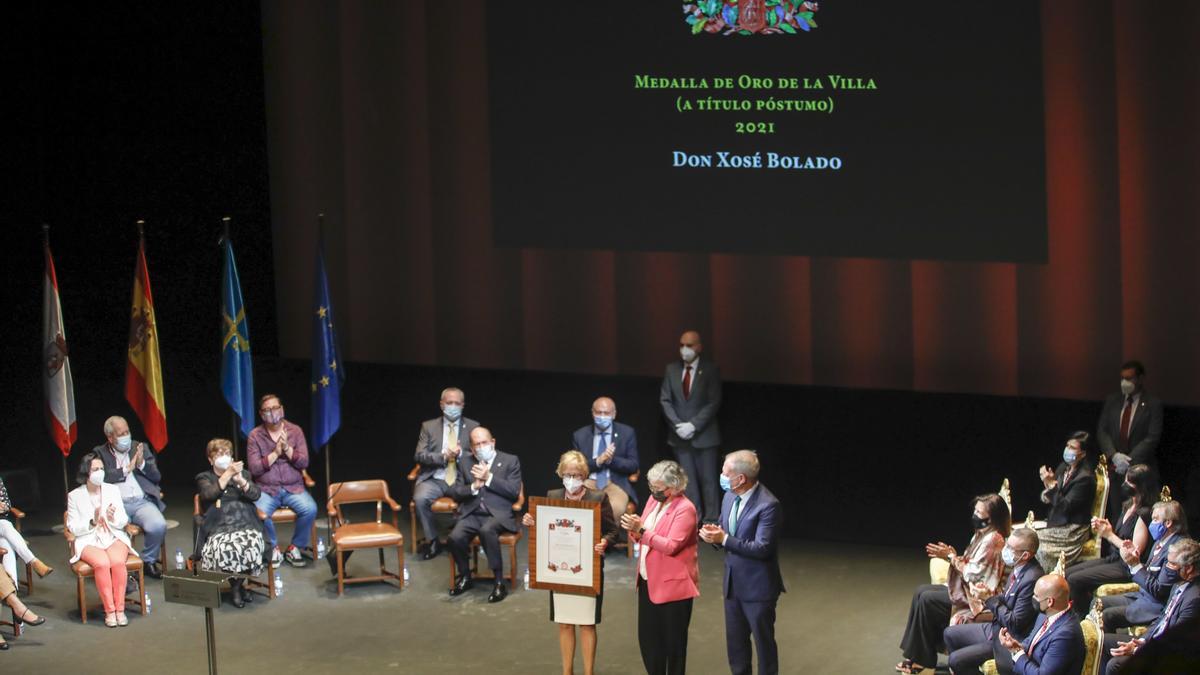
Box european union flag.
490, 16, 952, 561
311, 235, 343, 449
220, 238, 256, 438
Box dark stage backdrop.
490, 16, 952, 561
262, 0, 1200, 405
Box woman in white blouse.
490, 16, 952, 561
67, 452, 134, 627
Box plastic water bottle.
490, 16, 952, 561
633, 542, 640, 558
316, 537, 326, 559
403, 564, 410, 584
523, 568, 530, 590
144, 593, 152, 614
274, 573, 284, 597
174, 548, 185, 570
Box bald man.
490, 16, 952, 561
572, 397, 640, 522
660, 330, 723, 523
998, 574, 1086, 675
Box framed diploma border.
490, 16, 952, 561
528, 496, 601, 596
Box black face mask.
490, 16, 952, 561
1121, 483, 1136, 498
651, 490, 669, 503
971, 515, 990, 530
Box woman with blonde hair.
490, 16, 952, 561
523, 449, 619, 675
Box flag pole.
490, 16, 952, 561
45, 222, 73, 499
222, 216, 241, 460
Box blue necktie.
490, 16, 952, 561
595, 431, 608, 489
729, 495, 742, 537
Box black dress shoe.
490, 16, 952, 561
229, 579, 245, 609
487, 581, 508, 603
449, 575, 474, 597
145, 562, 164, 579
422, 539, 443, 561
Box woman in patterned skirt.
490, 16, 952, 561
194, 438, 265, 608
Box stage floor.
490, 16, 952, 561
2, 501, 929, 673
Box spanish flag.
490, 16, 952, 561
125, 232, 168, 450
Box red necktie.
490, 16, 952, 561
1029, 616, 1052, 649
1006, 572, 1018, 595
1119, 396, 1135, 449
682, 365, 692, 400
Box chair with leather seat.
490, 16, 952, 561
327, 479, 405, 596
406, 464, 459, 555
447, 483, 526, 589
63, 512, 147, 623
188, 494, 277, 599
267, 469, 320, 559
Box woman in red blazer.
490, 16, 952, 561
621, 460, 699, 675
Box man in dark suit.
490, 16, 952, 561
1103, 538, 1200, 674
93, 415, 166, 578
447, 426, 522, 603
572, 396, 639, 524
412, 387, 479, 560
1097, 360, 1162, 521
997, 573, 1086, 675
699, 450, 783, 675
660, 330, 723, 523
945, 527, 1045, 674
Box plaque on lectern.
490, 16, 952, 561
163, 569, 227, 609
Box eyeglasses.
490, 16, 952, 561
261, 405, 282, 413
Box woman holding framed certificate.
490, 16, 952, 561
523, 450, 619, 675
621, 460, 700, 675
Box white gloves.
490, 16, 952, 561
1112, 452, 1132, 475
675, 422, 696, 440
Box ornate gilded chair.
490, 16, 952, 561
1077, 455, 1109, 561
1092, 485, 1174, 638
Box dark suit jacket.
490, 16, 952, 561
448, 449, 522, 532
414, 416, 479, 484
716, 483, 784, 602
91, 442, 164, 511
1142, 581, 1200, 641
1013, 610, 1086, 675
546, 487, 619, 550
660, 357, 722, 448
1043, 461, 1096, 527
986, 560, 1046, 641
1097, 391, 1163, 470
572, 421, 640, 504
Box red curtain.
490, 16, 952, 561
263, 0, 1200, 404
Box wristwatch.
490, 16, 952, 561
638, 527, 646, 536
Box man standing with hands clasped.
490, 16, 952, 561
700, 450, 783, 675
661, 330, 723, 524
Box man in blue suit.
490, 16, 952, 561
571, 396, 639, 523
1101, 499, 1186, 629
998, 574, 1086, 675
700, 450, 783, 675
944, 527, 1045, 674
1102, 538, 1200, 674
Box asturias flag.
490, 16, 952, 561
43, 239, 77, 456
311, 236, 343, 449
220, 238, 256, 438
125, 235, 168, 450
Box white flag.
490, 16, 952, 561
44, 243, 77, 455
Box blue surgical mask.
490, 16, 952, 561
115, 435, 132, 452
719, 474, 733, 492
475, 444, 496, 464
1062, 447, 1078, 464
593, 416, 613, 430
1149, 521, 1168, 541
1159, 565, 1180, 586
1002, 546, 1019, 567
443, 404, 462, 421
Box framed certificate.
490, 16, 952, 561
528, 496, 601, 596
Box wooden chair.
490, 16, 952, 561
608, 471, 640, 559
406, 464, 459, 555
268, 469, 320, 559
1, 505, 34, 592
447, 483, 526, 589
327, 480, 405, 596
62, 512, 147, 623
189, 494, 276, 599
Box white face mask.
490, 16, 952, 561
475, 444, 496, 464
1120, 379, 1136, 396
680, 346, 696, 363
115, 434, 132, 453
89, 469, 106, 486
214, 455, 233, 472
562, 477, 583, 494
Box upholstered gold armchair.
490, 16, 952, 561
1078, 455, 1109, 561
